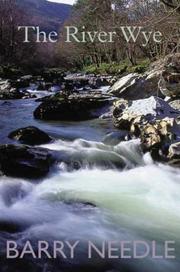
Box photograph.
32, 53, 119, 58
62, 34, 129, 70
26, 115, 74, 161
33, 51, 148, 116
0, 0, 180, 271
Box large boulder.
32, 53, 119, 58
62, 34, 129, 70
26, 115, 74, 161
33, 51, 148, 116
113, 96, 180, 161
109, 73, 142, 98
8, 126, 52, 145
109, 54, 180, 100
0, 145, 53, 179
159, 54, 180, 98
34, 94, 111, 121
108, 60, 164, 99
113, 96, 179, 130
0, 221, 24, 233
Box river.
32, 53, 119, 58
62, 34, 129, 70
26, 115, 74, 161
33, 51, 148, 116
0, 95, 180, 272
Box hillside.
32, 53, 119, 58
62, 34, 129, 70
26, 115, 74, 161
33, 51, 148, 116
16, 0, 72, 32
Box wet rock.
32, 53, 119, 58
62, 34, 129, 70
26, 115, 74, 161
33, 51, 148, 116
0, 221, 24, 233
0, 221, 20, 233
0, 80, 36, 100
34, 94, 111, 121
0, 145, 53, 179
8, 126, 52, 145
168, 142, 180, 158
64, 200, 97, 214
22, 91, 37, 99
113, 99, 130, 129
0, 80, 21, 99
35, 95, 51, 102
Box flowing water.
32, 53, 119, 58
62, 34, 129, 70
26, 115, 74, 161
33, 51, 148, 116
0, 97, 180, 272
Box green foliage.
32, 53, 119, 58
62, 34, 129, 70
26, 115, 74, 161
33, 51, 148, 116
127, 59, 151, 74
83, 59, 150, 75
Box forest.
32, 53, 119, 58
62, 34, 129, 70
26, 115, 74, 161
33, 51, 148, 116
0, 0, 179, 75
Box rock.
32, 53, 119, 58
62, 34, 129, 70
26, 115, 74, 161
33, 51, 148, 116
0, 145, 53, 179
109, 73, 142, 98
167, 142, 180, 166
0, 220, 25, 233
113, 96, 180, 161
159, 54, 180, 98
113, 99, 131, 130
89, 76, 109, 88
0, 80, 20, 99
12, 75, 32, 89
35, 95, 51, 102
0, 90, 23, 100
22, 91, 37, 99
109, 65, 162, 99
113, 96, 180, 130
0, 80, 36, 100
169, 142, 180, 158
20, 75, 33, 81
169, 100, 180, 110
140, 118, 177, 160
34, 94, 111, 121
8, 126, 52, 145
64, 200, 97, 213
109, 75, 118, 86
109, 54, 180, 99
64, 73, 111, 89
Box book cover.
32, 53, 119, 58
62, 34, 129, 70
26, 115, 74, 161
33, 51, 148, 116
0, 0, 179, 271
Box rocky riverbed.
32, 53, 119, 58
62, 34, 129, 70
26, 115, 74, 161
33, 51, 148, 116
0, 54, 180, 272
